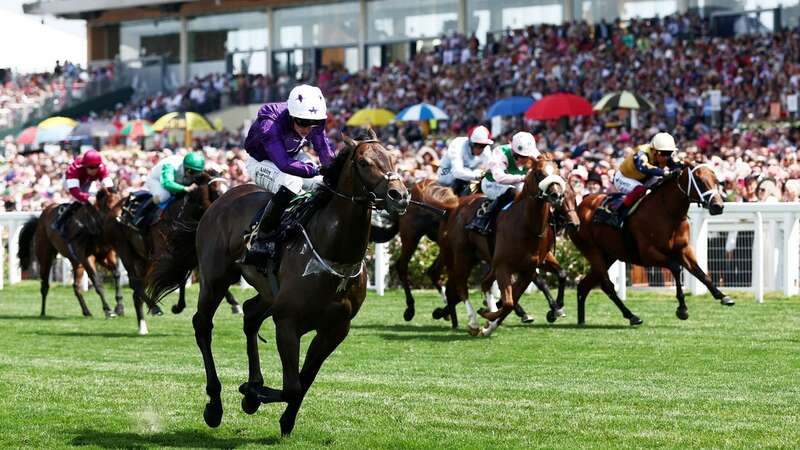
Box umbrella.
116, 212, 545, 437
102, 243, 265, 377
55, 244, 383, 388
152, 112, 215, 131
120, 120, 155, 139
524, 93, 593, 120
70, 120, 119, 138
346, 108, 396, 127
395, 103, 449, 121
35, 124, 74, 145
16, 126, 37, 145
486, 96, 535, 118
38, 116, 77, 129
593, 91, 656, 111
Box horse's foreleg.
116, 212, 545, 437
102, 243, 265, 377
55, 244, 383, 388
106, 255, 125, 316
280, 323, 350, 436
171, 283, 187, 314
130, 278, 148, 335
193, 283, 226, 428
531, 272, 561, 323
239, 295, 270, 415
680, 246, 734, 306
478, 267, 513, 322
576, 270, 601, 325
599, 276, 641, 326
83, 256, 115, 318
480, 270, 533, 337
666, 260, 689, 320
395, 231, 424, 322
72, 264, 92, 317
225, 290, 243, 314
542, 252, 567, 309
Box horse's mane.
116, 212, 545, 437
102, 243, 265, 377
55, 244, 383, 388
321, 145, 353, 189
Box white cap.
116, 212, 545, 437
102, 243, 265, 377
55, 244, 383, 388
469, 126, 494, 145
287, 84, 327, 120
651, 132, 678, 152
510, 132, 539, 158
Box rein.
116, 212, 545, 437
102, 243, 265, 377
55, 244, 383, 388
675, 164, 718, 207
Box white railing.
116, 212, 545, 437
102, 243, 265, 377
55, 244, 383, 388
6, 203, 798, 300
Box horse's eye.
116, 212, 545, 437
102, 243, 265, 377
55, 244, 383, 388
358, 159, 369, 168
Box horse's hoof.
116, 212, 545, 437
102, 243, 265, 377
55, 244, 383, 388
520, 314, 535, 324
467, 324, 480, 336
104, 310, 117, 319
432, 308, 445, 320
241, 395, 260, 415
171, 304, 183, 314
720, 296, 735, 306
150, 306, 164, 316
479, 327, 492, 337
114, 305, 125, 317
676, 308, 689, 320
231, 305, 243, 315
203, 403, 223, 428
546, 310, 558, 323
82, 312, 93, 318
403, 307, 415, 322
629, 315, 643, 326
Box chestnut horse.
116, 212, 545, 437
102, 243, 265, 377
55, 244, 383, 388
569, 163, 734, 326
144, 131, 409, 436
17, 189, 125, 318
437, 155, 580, 335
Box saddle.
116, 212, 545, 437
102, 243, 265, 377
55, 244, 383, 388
593, 192, 647, 229
120, 191, 160, 230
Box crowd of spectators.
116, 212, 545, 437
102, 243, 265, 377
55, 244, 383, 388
4, 12, 800, 211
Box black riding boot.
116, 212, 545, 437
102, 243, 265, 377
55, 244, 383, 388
132, 198, 156, 229
466, 189, 515, 236
240, 186, 295, 267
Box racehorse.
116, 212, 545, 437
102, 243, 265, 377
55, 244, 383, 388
17, 189, 126, 318
437, 155, 579, 335
108, 171, 229, 334
569, 163, 734, 326
145, 129, 408, 436
371, 178, 457, 322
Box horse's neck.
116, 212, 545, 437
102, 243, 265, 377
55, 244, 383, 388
650, 178, 689, 225
517, 190, 549, 239
310, 170, 371, 264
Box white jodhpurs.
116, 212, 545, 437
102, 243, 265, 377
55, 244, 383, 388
145, 178, 174, 204
481, 178, 518, 200
613, 171, 644, 195
246, 156, 323, 195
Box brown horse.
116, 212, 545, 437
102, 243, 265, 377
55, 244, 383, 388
569, 163, 733, 326
107, 171, 228, 335
145, 130, 408, 436
437, 156, 580, 334
17, 189, 125, 318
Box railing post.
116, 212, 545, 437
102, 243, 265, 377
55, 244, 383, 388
374, 243, 387, 296
0, 222, 5, 290
608, 261, 626, 301
754, 212, 764, 303
8, 222, 21, 284
689, 209, 709, 296
783, 212, 799, 297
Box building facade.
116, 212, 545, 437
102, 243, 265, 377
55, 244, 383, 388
24, 0, 800, 84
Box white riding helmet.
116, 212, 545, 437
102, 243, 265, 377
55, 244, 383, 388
511, 132, 540, 158
287, 84, 327, 120
651, 132, 678, 152
469, 125, 494, 145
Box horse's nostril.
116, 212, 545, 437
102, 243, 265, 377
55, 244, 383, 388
388, 188, 404, 201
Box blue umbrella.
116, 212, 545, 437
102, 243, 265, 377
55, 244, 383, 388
35, 124, 74, 145
395, 103, 449, 121
485, 96, 535, 118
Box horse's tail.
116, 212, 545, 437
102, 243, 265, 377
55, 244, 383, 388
17, 217, 39, 271
143, 219, 199, 306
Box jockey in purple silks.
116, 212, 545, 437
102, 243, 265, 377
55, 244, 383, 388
239, 84, 334, 267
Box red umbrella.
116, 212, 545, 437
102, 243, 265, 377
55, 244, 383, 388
16, 126, 37, 145
524, 93, 594, 121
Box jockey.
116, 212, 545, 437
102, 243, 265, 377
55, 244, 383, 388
466, 132, 539, 235
53, 149, 114, 234
239, 84, 334, 266
437, 126, 493, 196
613, 132, 682, 216
132, 152, 205, 228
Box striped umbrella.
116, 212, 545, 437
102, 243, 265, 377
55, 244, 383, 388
70, 120, 118, 138
120, 120, 155, 139
395, 103, 449, 121
593, 91, 656, 111
16, 126, 37, 145
38, 116, 77, 129
35, 116, 77, 145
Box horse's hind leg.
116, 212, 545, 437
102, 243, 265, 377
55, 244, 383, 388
680, 246, 734, 306
37, 243, 56, 317
104, 253, 125, 316
225, 290, 243, 315
239, 294, 271, 414
193, 282, 227, 428
172, 283, 187, 314
279, 322, 350, 436
395, 230, 424, 322
576, 270, 601, 325
130, 278, 149, 335
599, 276, 641, 326
666, 260, 689, 320
72, 264, 93, 317
83, 256, 116, 318
531, 272, 560, 323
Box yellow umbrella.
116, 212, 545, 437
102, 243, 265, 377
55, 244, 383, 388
152, 112, 215, 131
38, 116, 77, 129
346, 108, 396, 127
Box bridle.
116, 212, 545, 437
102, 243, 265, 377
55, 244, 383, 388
676, 164, 720, 208
320, 139, 402, 210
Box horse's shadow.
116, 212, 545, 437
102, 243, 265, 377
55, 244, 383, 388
352, 323, 474, 341
24, 330, 183, 339
71, 429, 280, 449
0, 314, 69, 321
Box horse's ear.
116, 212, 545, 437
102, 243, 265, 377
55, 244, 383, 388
340, 130, 357, 148
367, 127, 378, 141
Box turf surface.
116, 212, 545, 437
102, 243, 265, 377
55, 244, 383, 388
0, 281, 798, 449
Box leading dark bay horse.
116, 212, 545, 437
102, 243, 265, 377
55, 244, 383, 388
107, 171, 228, 334
17, 189, 125, 318
371, 178, 457, 321
437, 155, 580, 335
145, 130, 409, 436
569, 163, 734, 326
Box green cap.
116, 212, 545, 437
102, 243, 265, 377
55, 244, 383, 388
183, 152, 205, 172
